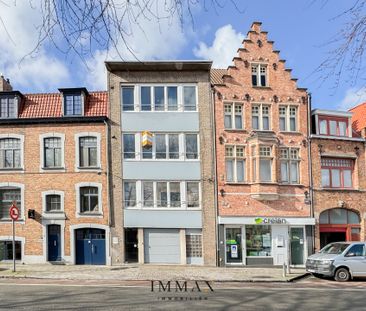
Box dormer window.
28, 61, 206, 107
0, 96, 16, 118
60, 88, 88, 116
318, 116, 348, 137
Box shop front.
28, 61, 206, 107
218, 216, 315, 267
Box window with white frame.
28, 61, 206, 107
225, 145, 245, 182
0, 240, 21, 261
79, 186, 99, 214
122, 86, 135, 111
224, 103, 243, 129
251, 64, 267, 87
279, 106, 297, 132
0, 96, 17, 118
44, 137, 62, 168
124, 181, 136, 207
185, 134, 198, 159
252, 104, 270, 130
123, 134, 135, 159
136, 181, 200, 209
0, 187, 21, 220
45, 194, 62, 212
121, 85, 197, 112
0, 138, 21, 169
259, 146, 272, 182
79, 136, 98, 167
280, 148, 300, 184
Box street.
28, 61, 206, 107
0, 277, 365, 311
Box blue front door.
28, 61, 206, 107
48, 225, 61, 261
75, 229, 106, 265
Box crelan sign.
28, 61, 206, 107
255, 217, 287, 224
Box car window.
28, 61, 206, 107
320, 243, 350, 254
345, 244, 365, 257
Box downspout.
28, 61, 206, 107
104, 118, 112, 265
307, 92, 315, 253
210, 86, 219, 267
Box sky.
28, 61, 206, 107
0, 0, 365, 111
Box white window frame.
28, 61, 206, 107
42, 190, 65, 214
62, 92, 85, 117
0, 182, 25, 222
75, 182, 103, 218
39, 133, 65, 172
225, 145, 246, 183
224, 102, 243, 130
279, 148, 300, 184
251, 63, 268, 87
0, 236, 25, 262
279, 105, 298, 132
0, 134, 24, 172
0, 95, 19, 119
74, 132, 101, 172
252, 104, 271, 131
258, 145, 273, 182
122, 84, 198, 112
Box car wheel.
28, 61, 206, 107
334, 268, 350, 282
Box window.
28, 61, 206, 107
185, 134, 198, 159
252, 104, 270, 130
186, 234, 202, 258
224, 103, 243, 129
144, 181, 181, 208
246, 225, 271, 256
280, 148, 300, 184
44, 137, 62, 168
0, 188, 21, 220
123, 134, 136, 159
167, 87, 178, 111
0, 138, 21, 169
124, 181, 136, 207
80, 187, 99, 213
346, 244, 365, 257
141, 86, 152, 111
183, 86, 197, 111
225, 145, 245, 182
0, 241, 21, 261
321, 158, 353, 188
46, 194, 61, 212
320, 209, 360, 225
251, 64, 267, 87
279, 106, 297, 131
259, 146, 272, 182
122, 86, 135, 111
318, 117, 348, 136
168, 135, 179, 159
0, 96, 16, 118
64, 94, 82, 116
186, 182, 200, 208
79, 137, 98, 167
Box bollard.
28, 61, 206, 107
282, 263, 286, 277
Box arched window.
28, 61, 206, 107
319, 208, 360, 225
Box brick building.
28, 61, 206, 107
106, 61, 216, 265
310, 108, 366, 250
213, 22, 315, 267
0, 76, 110, 264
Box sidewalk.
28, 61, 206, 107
0, 263, 307, 282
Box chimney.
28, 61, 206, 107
0, 75, 13, 92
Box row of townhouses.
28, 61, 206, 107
1, 22, 366, 267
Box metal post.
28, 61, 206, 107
12, 219, 16, 272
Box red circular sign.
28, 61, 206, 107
9, 204, 19, 221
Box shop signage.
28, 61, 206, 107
255, 217, 287, 224
230, 245, 238, 258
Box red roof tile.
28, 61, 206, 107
19, 91, 108, 118
349, 102, 366, 133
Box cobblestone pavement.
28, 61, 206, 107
0, 263, 306, 282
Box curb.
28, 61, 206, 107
287, 273, 311, 282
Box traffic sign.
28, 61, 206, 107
9, 203, 19, 221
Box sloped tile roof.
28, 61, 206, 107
211, 69, 227, 85
349, 102, 366, 133
19, 91, 108, 118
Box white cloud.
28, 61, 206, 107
0, 1, 70, 92
338, 87, 366, 110
193, 24, 244, 68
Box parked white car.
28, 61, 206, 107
306, 242, 366, 282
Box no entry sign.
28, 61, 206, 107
9, 203, 19, 221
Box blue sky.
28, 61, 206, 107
0, 0, 365, 110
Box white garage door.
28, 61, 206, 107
144, 229, 181, 264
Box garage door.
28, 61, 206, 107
144, 229, 181, 264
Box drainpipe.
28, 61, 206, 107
210, 86, 219, 267
307, 92, 315, 253
104, 119, 112, 265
